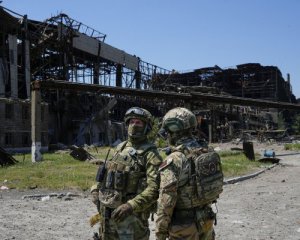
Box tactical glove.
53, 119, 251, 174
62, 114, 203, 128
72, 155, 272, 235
89, 213, 102, 227
111, 203, 133, 222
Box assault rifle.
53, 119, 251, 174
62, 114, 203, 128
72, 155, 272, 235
95, 148, 111, 182
95, 148, 111, 212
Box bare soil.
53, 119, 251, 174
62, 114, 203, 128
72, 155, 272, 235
1, 142, 299, 240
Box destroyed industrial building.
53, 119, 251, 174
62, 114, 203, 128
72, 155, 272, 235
0, 5, 299, 153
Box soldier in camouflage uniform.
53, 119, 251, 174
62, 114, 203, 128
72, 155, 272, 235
91, 107, 162, 240
156, 107, 218, 240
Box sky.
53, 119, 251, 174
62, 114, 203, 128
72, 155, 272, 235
2, 0, 300, 98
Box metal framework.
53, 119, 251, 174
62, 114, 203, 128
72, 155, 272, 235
35, 80, 300, 111
26, 12, 170, 89
153, 63, 296, 103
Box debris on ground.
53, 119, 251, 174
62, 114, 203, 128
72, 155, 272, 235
22, 192, 83, 201
69, 145, 96, 161
264, 149, 276, 158
0, 146, 18, 167
258, 157, 281, 164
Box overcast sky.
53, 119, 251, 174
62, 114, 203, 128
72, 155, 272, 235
2, 0, 300, 98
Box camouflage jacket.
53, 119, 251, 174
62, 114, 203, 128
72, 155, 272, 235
155, 138, 200, 239
125, 140, 162, 212
91, 140, 162, 213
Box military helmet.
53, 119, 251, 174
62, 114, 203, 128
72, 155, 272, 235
124, 107, 153, 131
162, 107, 197, 133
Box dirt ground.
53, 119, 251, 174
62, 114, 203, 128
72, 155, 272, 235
0, 142, 299, 240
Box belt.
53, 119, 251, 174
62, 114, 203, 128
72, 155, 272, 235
171, 208, 196, 225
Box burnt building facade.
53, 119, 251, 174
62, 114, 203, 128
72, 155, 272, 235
0, 4, 299, 150
153, 63, 296, 103
0, 5, 169, 150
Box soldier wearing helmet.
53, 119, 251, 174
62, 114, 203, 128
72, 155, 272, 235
156, 107, 218, 240
90, 107, 162, 240
124, 107, 153, 142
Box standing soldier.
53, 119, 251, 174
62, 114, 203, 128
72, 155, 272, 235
156, 107, 223, 240
91, 107, 162, 240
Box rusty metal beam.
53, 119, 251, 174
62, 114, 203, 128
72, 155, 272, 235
35, 80, 300, 110
189, 92, 300, 110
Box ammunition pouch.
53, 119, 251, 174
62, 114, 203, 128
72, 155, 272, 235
98, 142, 152, 211
114, 171, 128, 190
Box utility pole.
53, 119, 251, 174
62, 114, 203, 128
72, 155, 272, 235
31, 81, 42, 162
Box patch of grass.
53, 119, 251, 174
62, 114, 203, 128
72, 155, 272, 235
0, 147, 271, 190
284, 143, 300, 151
220, 151, 270, 178
218, 150, 244, 158
0, 152, 99, 191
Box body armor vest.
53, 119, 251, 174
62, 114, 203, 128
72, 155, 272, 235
98, 141, 155, 208
171, 142, 223, 209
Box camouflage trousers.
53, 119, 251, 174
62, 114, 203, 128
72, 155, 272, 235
169, 206, 215, 240
169, 221, 215, 240
99, 214, 150, 240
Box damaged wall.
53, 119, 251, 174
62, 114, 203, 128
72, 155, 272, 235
154, 63, 296, 103
0, 98, 48, 151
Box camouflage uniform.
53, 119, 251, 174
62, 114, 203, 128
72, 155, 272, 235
91, 107, 162, 240
156, 107, 217, 240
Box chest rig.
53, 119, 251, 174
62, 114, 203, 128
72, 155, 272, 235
98, 141, 155, 208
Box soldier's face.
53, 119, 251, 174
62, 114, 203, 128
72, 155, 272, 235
129, 118, 145, 127
128, 118, 146, 138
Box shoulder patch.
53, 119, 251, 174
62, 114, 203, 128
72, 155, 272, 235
159, 158, 173, 171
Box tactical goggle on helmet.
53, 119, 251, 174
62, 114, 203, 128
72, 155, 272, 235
162, 107, 197, 133
162, 118, 185, 132
124, 107, 153, 131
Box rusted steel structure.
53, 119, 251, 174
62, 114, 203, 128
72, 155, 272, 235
153, 64, 296, 103
0, 5, 170, 100
0, 5, 170, 150
1, 5, 300, 152
38, 80, 300, 110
